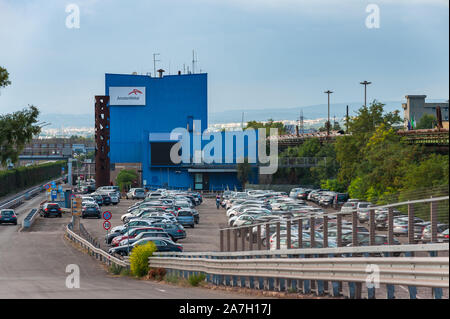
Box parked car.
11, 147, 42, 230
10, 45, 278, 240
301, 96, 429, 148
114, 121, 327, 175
0, 209, 18, 225
110, 226, 164, 246
81, 203, 101, 219
100, 194, 112, 206
126, 188, 146, 200
40, 202, 62, 218
150, 222, 187, 242
118, 231, 171, 246
176, 210, 195, 228
421, 224, 449, 242
109, 237, 183, 256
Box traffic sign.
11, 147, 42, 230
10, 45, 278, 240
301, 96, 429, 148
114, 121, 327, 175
103, 211, 112, 220
44, 184, 50, 190
103, 220, 111, 231
51, 190, 57, 201
51, 181, 56, 189
72, 197, 82, 216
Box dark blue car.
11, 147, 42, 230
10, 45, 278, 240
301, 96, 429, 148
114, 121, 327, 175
151, 222, 187, 242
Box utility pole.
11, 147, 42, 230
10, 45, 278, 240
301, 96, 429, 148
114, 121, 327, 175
360, 81, 371, 108
153, 53, 160, 78
324, 90, 334, 136
346, 105, 349, 134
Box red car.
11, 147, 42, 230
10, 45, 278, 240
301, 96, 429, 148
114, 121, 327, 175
111, 227, 163, 247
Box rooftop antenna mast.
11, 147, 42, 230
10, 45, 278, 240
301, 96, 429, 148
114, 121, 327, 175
192, 50, 197, 74
153, 53, 160, 77
299, 109, 304, 134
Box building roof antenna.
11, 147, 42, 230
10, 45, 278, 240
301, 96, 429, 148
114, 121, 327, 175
192, 50, 198, 74
153, 53, 160, 78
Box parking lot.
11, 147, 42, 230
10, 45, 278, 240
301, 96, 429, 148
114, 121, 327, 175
80, 197, 229, 253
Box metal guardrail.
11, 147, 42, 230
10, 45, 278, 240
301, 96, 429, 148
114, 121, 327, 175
0, 178, 63, 210
22, 208, 39, 228
65, 224, 129, 268
150, 256, 448, 288
149, 243, 449, 299
219, 196, 449, 252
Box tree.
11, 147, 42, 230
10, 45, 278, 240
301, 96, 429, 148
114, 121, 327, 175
237, 157, 252, 189
0, 66, 11, 88
416, 114, 436, 130
245, 119, 287, 136
0, 106, 41, 166
335, 100, 402, 188
116, 169, 138, 192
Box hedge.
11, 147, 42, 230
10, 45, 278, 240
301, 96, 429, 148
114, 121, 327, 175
0, 161, 67, 198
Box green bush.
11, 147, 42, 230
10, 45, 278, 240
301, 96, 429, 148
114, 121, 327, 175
129, 242, 156, 277
188, 273, 206, 287
0, 161, 66, 197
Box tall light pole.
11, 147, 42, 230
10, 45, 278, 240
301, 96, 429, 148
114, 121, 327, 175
324, 90, 333, 136
360, 81, 371, 107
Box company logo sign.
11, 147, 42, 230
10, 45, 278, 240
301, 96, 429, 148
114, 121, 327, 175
109, 87, 146, 105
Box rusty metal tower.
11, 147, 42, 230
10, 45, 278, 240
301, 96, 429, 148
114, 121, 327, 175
95, 96, 110, 187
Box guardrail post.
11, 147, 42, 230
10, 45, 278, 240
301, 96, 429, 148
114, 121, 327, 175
248, 226, 253, 251
286, 220, 291, 249
226, 228, 231, 252
220, 229, 224, 252
298, 219, 303, 248
336, 213, 342, 247
265, 223, 270, 250
257, 225, 262, 250
276, 222, 281, 250
310, 217, 315, 248
388, 208, 394, 245
323, 215, 328, 248
430, 200, 438, 243
352, 211, 358, 247
241, 227, 246, 251
369, 209, 376, 246
408, 204, 415, 244
234, 229, 238, 252
405, 251, 417, 299
429, 251, 443, 299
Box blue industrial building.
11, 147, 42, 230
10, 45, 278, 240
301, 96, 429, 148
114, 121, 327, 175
105, 72, 259, 191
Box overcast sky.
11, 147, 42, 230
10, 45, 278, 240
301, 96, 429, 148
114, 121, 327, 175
0, 0, 448, 115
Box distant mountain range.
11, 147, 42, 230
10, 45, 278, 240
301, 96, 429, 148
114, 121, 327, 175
39, 99, 447, 128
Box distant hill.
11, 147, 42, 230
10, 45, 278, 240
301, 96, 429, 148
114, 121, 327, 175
208, 101, 405, 124
38, 113, 94, 128
39, 99, 447, 127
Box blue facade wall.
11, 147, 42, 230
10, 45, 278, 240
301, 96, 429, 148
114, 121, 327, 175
105, 72, 258, 191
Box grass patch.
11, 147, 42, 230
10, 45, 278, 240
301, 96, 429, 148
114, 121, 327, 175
108, 263, 124, 275
188, 273, 206, 287
164, 273, 180, 284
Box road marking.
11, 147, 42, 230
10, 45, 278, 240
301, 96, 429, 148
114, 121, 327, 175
156, 288, 166, 293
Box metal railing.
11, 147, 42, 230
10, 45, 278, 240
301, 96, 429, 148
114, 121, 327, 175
65, 223, 129, 268
219, 196, 449, 252
0, 177, 63, 210
22, 208, 39, 228
149, 243, 448, 299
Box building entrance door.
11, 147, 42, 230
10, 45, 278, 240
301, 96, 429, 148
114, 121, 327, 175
194, 173, 209, 191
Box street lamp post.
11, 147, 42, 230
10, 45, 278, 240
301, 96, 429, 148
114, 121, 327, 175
324, 90, 334, 136
360, 81, 372, 108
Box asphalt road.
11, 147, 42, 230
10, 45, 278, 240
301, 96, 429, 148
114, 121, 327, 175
0, 193, 259, 299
